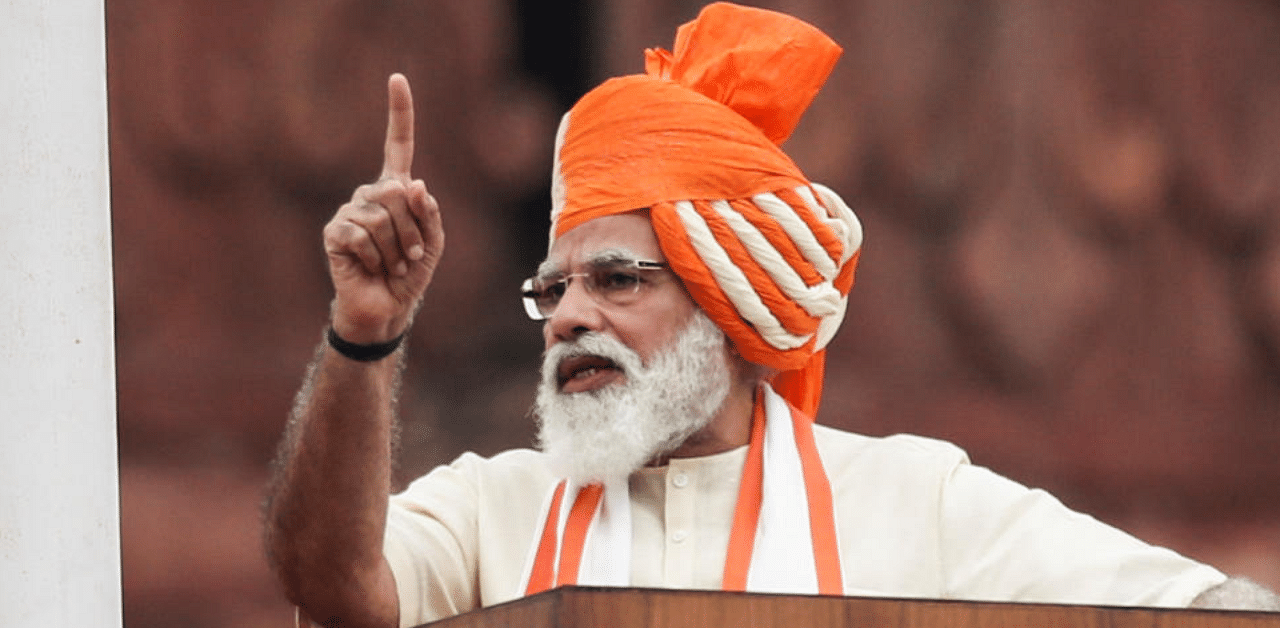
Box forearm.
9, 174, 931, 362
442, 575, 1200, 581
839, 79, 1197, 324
265, 339, 404, 628
265, 72, 440, 628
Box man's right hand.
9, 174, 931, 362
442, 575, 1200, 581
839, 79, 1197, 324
323, 73, 443, 344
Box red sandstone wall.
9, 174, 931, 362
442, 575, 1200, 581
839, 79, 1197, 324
108, 1, 1280, 626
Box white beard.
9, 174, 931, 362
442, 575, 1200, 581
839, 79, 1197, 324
534, 311, 732, 483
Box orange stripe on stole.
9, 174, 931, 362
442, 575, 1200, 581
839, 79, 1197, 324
722, 394, 768, 590
555, 483, 605, 587
791, 404, 843, 594
525, 481, 567, 595
526, 390, 840, 596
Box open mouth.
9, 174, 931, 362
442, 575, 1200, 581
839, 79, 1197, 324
557, 354, 624, 393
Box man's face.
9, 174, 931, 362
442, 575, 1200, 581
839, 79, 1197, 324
534, 310, 732, 481
540, 212, 699, 393
533, 213, 736, 481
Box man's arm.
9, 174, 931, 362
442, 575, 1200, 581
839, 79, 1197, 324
263, 73, 443, 628
938, 461, 1233, 607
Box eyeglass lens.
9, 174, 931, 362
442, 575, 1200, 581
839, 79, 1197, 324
521, 261, 665, 320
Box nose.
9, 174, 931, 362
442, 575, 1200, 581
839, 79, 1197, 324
543, 276, 606, 346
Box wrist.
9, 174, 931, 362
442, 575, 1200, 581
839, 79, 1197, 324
326, 326, 405, 362
328, 298, 412, 346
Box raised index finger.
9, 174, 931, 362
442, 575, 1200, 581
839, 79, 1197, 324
381, 73, 414, 180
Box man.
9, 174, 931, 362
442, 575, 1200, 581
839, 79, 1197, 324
264, 4, 1279, 628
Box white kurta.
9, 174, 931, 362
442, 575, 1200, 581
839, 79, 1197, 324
384, 426, 1225, 628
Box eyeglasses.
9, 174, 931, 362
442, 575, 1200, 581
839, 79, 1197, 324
521, 260, 670, 320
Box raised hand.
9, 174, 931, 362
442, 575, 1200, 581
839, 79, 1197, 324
323, 73, 443, 344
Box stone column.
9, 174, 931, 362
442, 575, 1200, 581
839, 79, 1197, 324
0, 1, 121, 626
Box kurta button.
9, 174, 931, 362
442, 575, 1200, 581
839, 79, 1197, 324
672, 530, 688, 543
672, 473, 689, 488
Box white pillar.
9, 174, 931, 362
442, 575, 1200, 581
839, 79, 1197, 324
0, 1, 121, 626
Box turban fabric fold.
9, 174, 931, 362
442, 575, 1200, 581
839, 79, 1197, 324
549, 2, 861, 418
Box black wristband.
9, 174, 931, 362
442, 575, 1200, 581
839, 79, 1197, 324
326, 326, 405, 362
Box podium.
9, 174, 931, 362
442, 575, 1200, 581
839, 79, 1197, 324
419, 587, 1280, 628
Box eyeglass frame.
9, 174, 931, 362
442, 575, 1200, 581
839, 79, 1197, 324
520, 258, 671, 321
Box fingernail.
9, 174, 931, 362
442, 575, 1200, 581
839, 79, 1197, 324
409, 245, 424, 260
395, 261, 408, 276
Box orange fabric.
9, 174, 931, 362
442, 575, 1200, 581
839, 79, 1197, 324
550, 2, 853, 417
790, 402, 843, 593
690, 200, 818, 336
553, 3, 841, 238
524, 481, 566, 595
552, 74, 809, 238
650, 202, 817, 371
773, 187, 846, 262
722, 393, 768, 591
646, 2, 843, 145
555, 483, 604, 587
835, 249, 860, 294
727, 198, 827, 286
770, 351, 826, 420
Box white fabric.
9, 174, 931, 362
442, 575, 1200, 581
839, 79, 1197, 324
748, 385, 821, 593
517, 386, 832, 594
574, 475, 631, 586
801, 183, 859, 348
751, 191, 840, 277
383, 426, 1227, 628
546, 111, 572, 251
801, 183, 862, 265
709, 200, 842, 318
515, 476, 633, 588
666, 184, 861, 354
673, 199, 813, 350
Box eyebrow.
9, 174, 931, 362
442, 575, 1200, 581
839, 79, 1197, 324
535, 247, 645, 278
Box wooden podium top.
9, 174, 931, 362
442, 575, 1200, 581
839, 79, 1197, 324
422, 587, 1280, 628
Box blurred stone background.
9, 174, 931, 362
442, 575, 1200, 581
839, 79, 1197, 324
107, 0, 1280, 625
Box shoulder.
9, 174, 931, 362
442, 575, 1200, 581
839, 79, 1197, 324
811, 424, 972, 510
813, 423, 970, 471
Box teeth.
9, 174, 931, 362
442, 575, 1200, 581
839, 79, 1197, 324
575, 368, 599, 379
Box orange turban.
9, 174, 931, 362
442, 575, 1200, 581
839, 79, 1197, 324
548, 2, 861, 418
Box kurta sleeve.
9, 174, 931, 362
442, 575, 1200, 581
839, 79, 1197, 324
938, 460, 1227, 606
383, 453, 486, 628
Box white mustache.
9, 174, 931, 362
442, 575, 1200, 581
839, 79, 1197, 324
540, 332, 643, 388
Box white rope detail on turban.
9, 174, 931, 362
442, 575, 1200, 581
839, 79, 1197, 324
672, 184, 862, 354
802, 184, 861, 348
750, 192, 841, 279
673, 200, 814, 350
708, 200, 843, 318
800, 184, 862, 265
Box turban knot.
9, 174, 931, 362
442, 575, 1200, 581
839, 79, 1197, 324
548, 2, 860, 417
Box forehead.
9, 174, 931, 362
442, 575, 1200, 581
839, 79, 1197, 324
544, 213, 664, 270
